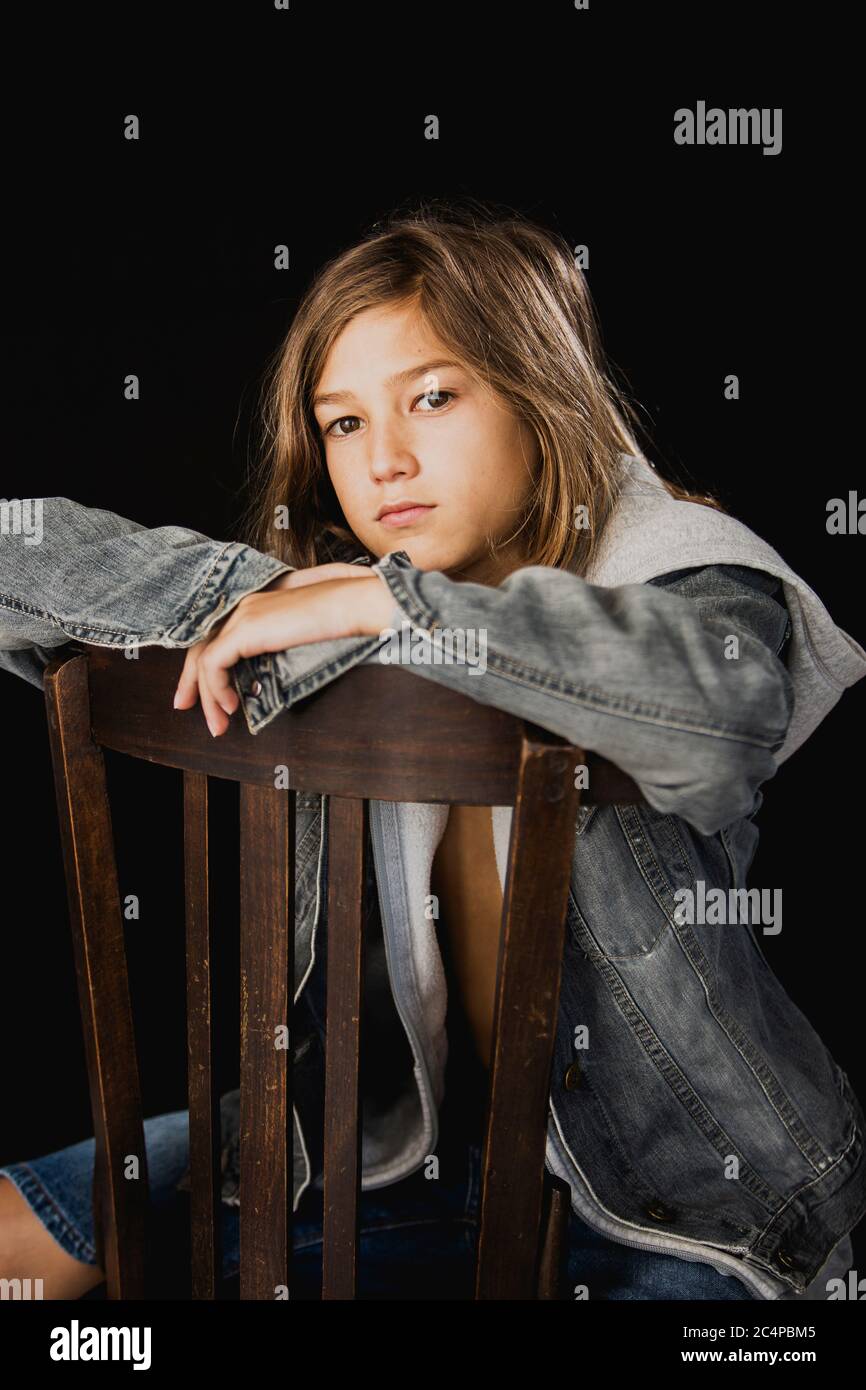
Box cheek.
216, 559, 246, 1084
327, 464, 360, 512
334, 479, 378, 538
473, 464, 524, 513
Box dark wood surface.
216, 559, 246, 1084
321, 796, 367, 1300
239, 784, 294, 1300
43, 643, 646, 1300
44, 654, 149, 1300
183, 771, 221, 1299
78, 643, 644, 806
475, 729, 582, 1298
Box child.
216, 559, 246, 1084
1, 198, 864, 1300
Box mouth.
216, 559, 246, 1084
376, 504, 436, 528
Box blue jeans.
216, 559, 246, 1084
0, 1109, 757, 1300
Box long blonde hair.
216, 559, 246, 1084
240, 196, 725, 575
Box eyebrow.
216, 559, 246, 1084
312, 359, 465, 409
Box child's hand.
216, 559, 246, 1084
172, 573, 393, 737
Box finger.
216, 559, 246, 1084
199, 642, 242, 716
220, 681, 240, 715
173, 646, 203, 709
196, 664, 230, 738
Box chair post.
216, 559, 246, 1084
474, 729, 584, 1299
183, 771, 222, 1299
43, 652, 149, 1299
42, 647, 645, 1301
536, 1170, 573, 1298
321, 794, 367, 1300
238, 783, 294, 1300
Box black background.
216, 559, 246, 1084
2, 4, 862, 1284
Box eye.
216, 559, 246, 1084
414, 388, 456, 413
323, 415, 361, 440
321, 390, 457, 439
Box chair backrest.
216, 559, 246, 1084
43, 642, 644, 1301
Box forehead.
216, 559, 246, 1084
315, 304, 455, 391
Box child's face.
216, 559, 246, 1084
312, 303, 541, 584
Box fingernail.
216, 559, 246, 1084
173, 691, 180, 708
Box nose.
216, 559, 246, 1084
366, 420, 421, 486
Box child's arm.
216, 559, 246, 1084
365, 555, 795, 836
0, 496, 294, 689
248, 553, 795, 838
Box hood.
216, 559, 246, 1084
583, 454, 866, 764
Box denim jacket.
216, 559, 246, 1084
2, 454, 865, 1301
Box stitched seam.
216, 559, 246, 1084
548, 1097, 754, 1260
376, 564, 785, 747
677, 919, 832, 1173
556, 1037, 682, 1211
0, 541, 238, 642
566, 907, 782, 1215
753, 1123, 863, 1252
616, 804, 831, 1174
246, 639, 385, 732
5, 1164, 98, 1263
173, 542, 238, 629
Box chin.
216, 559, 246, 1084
377, 538, 461, 574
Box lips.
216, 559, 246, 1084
377, 504, 436, 527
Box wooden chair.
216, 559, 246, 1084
43, 641, 644, 1300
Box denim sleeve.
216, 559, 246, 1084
0, 496, 293, 690
338, 553, 795, 837
646, 563, 792, 661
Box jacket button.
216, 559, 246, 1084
563, 1061, 582, 1090
776, 1248, 799, 1270
645, 1202, 673, 1221
250, 679, 262, 697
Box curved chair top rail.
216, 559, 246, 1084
45, 643, 644, 808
